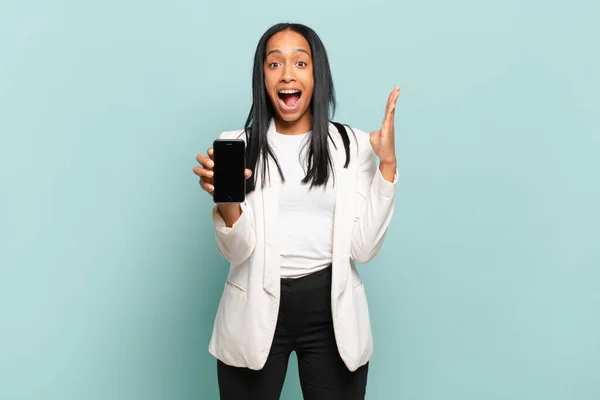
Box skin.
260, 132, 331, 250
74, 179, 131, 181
193, 29, 400, 227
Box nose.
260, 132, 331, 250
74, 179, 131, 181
281, 63, 295, 83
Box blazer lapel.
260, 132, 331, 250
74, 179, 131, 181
329, 122, 357, 297
262, 119, 280, 297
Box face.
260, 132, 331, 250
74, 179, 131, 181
264, 29, 314, 134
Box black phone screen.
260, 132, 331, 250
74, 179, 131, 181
212, 139, 246, 203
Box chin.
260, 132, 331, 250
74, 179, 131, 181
278, 113, 302, 122
275, 106, 309, 123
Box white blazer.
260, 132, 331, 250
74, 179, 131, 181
208, 118, 397, 372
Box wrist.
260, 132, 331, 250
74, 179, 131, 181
379, 159, 397, 182
217, 203, 243, 227
379, 157, 396, 167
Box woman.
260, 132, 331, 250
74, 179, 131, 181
193, 22, 399, 400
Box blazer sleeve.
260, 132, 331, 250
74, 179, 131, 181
350, 132, 398, 264
211, 130, 256, 265
212, 200, 257, 265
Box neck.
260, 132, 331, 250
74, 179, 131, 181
274, 111, 312, 135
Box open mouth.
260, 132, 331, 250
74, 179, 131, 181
277, 89, 302, 111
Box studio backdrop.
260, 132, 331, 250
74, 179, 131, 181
1, 0, 599, 399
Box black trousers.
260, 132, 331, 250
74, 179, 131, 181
217, 266, 369, 399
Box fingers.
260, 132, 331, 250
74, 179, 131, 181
200, 179, 214, 194
195, 151, 252, 196
195, 152, 215, 195
193, 165, 213, 179
198, 171, 250, 195
385, 87, 395, 113
194, 165, 214, 195
391, 86, 400, 110
196, 153, 214, 169
382, 86, 401, 130
386, 86, 400, 116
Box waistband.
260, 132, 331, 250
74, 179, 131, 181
280, 265, 332, 291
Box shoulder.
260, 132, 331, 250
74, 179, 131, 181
348, 126, 371, 152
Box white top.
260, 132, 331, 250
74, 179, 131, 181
273, 131, 336, 278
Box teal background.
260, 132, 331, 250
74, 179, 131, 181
1, 0, 599, 399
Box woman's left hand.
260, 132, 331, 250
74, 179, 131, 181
370, 86, 400, 181
370, 86, 400, 164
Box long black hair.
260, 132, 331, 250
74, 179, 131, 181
243, 22, 349, 194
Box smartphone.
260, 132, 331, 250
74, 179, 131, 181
212, 139, 246, 204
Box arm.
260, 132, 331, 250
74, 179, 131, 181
350, 144, 398, 263
350, 86, 401, 263
194, 130, 257, 265
212, 200, 257, 265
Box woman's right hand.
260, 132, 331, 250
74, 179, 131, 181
193, 147, 253, 227
193, 147, 252, 196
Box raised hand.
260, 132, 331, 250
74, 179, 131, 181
370, 86, 400, 166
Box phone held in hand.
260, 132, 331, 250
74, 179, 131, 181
212, 139, 246, 204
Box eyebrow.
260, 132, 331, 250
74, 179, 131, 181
266, 48, 311, 56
